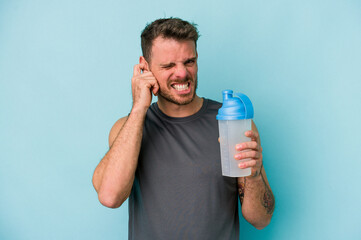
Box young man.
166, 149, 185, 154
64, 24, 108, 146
92, 18, 274, 239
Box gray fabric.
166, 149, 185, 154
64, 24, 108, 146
129, 99, 239, 240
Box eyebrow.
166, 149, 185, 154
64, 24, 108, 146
184, 57, 197, 63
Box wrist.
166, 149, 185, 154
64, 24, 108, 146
246, 173, 263, 183
131, 104, 149, 116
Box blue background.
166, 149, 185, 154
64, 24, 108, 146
1, 0, 360, 239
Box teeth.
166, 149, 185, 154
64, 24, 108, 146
172, 83, 189, 91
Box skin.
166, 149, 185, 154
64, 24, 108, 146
236, 122, 275, 229
140, 37, 203, 117
92, 36, 274, 229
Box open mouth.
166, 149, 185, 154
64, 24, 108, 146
171, 82, 190, 91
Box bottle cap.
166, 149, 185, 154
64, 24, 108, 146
216, 90, 254, 120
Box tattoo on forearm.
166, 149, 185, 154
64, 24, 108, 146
238, 178, 245, 205
263, 191, 274, 214
261, 173, 275, 214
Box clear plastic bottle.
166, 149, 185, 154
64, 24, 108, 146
216, 90, 254, 177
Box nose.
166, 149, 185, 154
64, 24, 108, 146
174, 64, 187, 80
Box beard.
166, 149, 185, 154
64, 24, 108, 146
158, 77, 198, 106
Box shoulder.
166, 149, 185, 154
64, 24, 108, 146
204, 98, 222, 112
108, 116, 128, 147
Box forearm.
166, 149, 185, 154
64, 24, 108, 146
239, 170, 275, 229
93, 107, 147, 208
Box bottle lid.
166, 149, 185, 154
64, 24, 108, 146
216, 90, 254, 120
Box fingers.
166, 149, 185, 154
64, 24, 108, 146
133, 64, 142, 76
233, 130, 263, 177
234, 150, 261, 160
132, 64, 156, 87
237, 152, 263, 172
236, 141, 261, 152
245, 130, 259, 140
234, 139, 263, 177
151, 81, 159, 96
239, 160, 263, 178
131, 63, 159, 109
133, 62, 150, 76
238, 159, 258, 169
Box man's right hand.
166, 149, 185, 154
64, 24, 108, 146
131, 63, 159, 111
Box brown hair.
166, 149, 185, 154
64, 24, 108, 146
141, 17, 199, 62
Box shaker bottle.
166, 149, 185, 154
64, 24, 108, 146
216, 90, 254, 177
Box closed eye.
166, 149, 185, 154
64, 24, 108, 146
161, 63, 175, 69
185, 58, 196, 66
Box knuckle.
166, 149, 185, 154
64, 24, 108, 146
238, 143, 245, 150
248, 160, 255, 167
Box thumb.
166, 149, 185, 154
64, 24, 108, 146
152, 81, 160, 96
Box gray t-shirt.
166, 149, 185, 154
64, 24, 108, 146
129, 98, 239, 240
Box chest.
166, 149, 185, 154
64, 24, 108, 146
139, 117, 222, 182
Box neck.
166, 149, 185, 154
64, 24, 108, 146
157, 95, 204, 118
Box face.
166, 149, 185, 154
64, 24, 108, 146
147, 37, 198, 106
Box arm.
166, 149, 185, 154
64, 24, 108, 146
92, 61, 159, 208
236, 121, 275, 229
92, 111, 145, 208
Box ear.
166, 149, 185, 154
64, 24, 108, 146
139, 56, 150, 72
